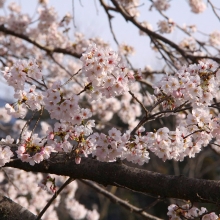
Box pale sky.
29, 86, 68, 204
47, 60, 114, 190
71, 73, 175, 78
17, 0, 220, 67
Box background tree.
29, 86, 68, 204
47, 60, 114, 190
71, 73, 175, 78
0, 0, 220, 219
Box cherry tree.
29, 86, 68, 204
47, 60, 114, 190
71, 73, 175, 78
0, 0, 220, 219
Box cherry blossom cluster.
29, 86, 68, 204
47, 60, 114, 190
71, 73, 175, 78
6, 117, 96, 166
16, 132, 53, 166
152, 0, 170, 11
2, 59, 44, 118
81, 44, 135, 100
97, 105, 214, 164
146, 118, 212, 162
153, 60, 220, 109
182, 24, 197, 34
43, 80, 83, 122
119, 43, 135, 56
148, 60, 220, 161
24, 123, 148, 166
45, 120, 95, 161
2, 59, 42, 92
0, 135, 14, 166
0, 46, 142, 166
167, 204, 218, 220
3, 52, 220, 167
188, 0, 206, 14
1, 168, 99, 220
118, 0, 140, 17
209, 30, 220, 46
38, 6, 57, 33
179, 37, 197, 52
157, 19, 175, 34
3, 2, 30, 34
90, 127, 150, 165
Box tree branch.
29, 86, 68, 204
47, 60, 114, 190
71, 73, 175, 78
80, 180, 162, 220
4, 154, 220, 205
109, 0, 220, 63
0, 25, 81, 59
0, 194, 40, 220
36, 177, 74, 220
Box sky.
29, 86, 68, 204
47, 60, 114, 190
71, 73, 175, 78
0, 0, 219, 100
16, 0, 220, 67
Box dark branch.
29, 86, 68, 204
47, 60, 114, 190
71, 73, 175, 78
109, 0, 220, 63
0, 25, 81, 59
0, 194, 40, 220
81, 180, 162, 220
4, 155, 220, 205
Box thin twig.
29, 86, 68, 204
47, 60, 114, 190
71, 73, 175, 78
36, 177, 74, 220
80, 180, 163, 220
109, 0, 220, 63
30, 106, 44, 138
129, 91, 149, 115
62, 68, 82, 87
208, 0, 220, 22
19, 110, 37, 142
72, 0, 77, 28
49, 54, 83, 88
27, 76, 47, 89
77, 82, 92, 95
100, 0, 119, 45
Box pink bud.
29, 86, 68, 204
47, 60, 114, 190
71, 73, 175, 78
75, 157, 81, 164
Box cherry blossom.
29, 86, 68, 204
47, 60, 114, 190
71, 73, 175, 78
188, 0, 206, 14
209, 30, 220, 46
0, 0, 220, 219
152, 0, 170, 11
167, 204, 219, 220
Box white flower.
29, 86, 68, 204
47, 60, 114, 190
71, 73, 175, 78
209, 30, 220, 46
108, 127, 122, 141
0, 146, 13, 166
158, 19, 175, 34
1, 135, 14, 144
189, 0, 206, 13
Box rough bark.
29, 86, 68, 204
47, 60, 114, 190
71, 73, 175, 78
5, 156, 220, 204
0, 194, 40, 220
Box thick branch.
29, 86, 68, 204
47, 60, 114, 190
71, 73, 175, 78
4, 156, 220, 204
0, 194, 39, 220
